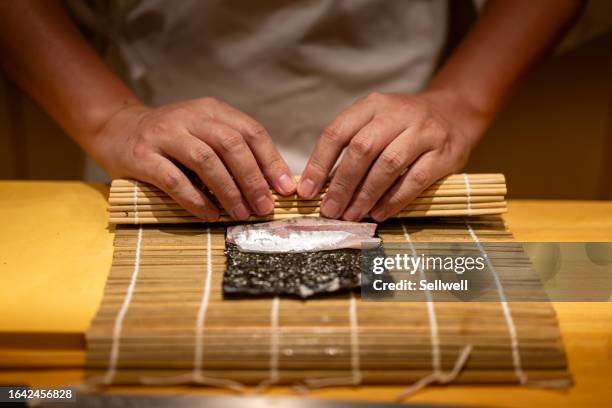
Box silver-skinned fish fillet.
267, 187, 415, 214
226, 217, 381, 253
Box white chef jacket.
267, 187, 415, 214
73, 0, 447, 178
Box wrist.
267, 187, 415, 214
89, 97, 143, 134
419, 86, 493, 148
82, 100, 148, 171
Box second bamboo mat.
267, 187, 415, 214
86, 217, 570, 387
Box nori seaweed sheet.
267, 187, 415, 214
223, 243, 386, 298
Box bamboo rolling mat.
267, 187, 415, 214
108, 174, 507, 224
86, 217, 570, 388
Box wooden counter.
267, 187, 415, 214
0, 181, 611, 406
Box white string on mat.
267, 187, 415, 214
395, 345, 473, 401
301, 291, 362, 388
141, 226, 245, 392
252, 295, 282, 393
102, 225, 143, 384
401, 221, 441, 375
348, 292, 363, 385
462, 173, 472, 216
193, 225, 214, 382
133, 180, 139, 224
391, 221, 476, 400
464, 218, 528, 385
269, 296, 281, 384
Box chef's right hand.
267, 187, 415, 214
89, 98, 296, 221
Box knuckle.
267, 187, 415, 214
165, 103, 190, 117
244, 122, 268, 141
388, 194, 407, 211
220, 185, 242, 204
409, 168, 431, 189
371, 115, 392, 131
159, 170, 182, 193
145, 120, 172, 138
357, 185, 376, 203
264, 154, 286, 173
330, 175, 352, 194
307, 156, 328, 177
131, 141, 150, 160
219, 131, 245, 153
424, 117, 447, 138
349, 135, 374, 157
191, 145, 216, 167
242, 172, 268, 191
320, 125, 341, 145
379, 150, 405, 174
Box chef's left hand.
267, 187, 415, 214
298, 90, 486, 221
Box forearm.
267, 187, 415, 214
300, 0, 583, 219
0, 0, 296, 219
427, 0, 583, 142
0, 0, 139, 153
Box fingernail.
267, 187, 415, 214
298, 178, 316, 198
321, 198, 341, 218
231, 203, 250, 220
371, 208, 386, 222
277, 174, 296, 195
255, 195, 274, 214
343, 207, 362, 222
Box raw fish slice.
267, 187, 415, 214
228, 217, 377, 235
226, 217, 381, 253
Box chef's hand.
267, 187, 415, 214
92, 98, 296, 221
298, 90, 485, 222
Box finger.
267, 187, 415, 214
298, 100, 375, 199
189, 120, 274, 216
342, 128, 431, 221
321, 116, 406, 218
142, 155, 220, 221
195, 98, 297, 195
160, 134, 251, 221
192, 98, 296, 195
370, 151, 449, 222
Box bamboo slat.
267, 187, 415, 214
107, 174, 508, 224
